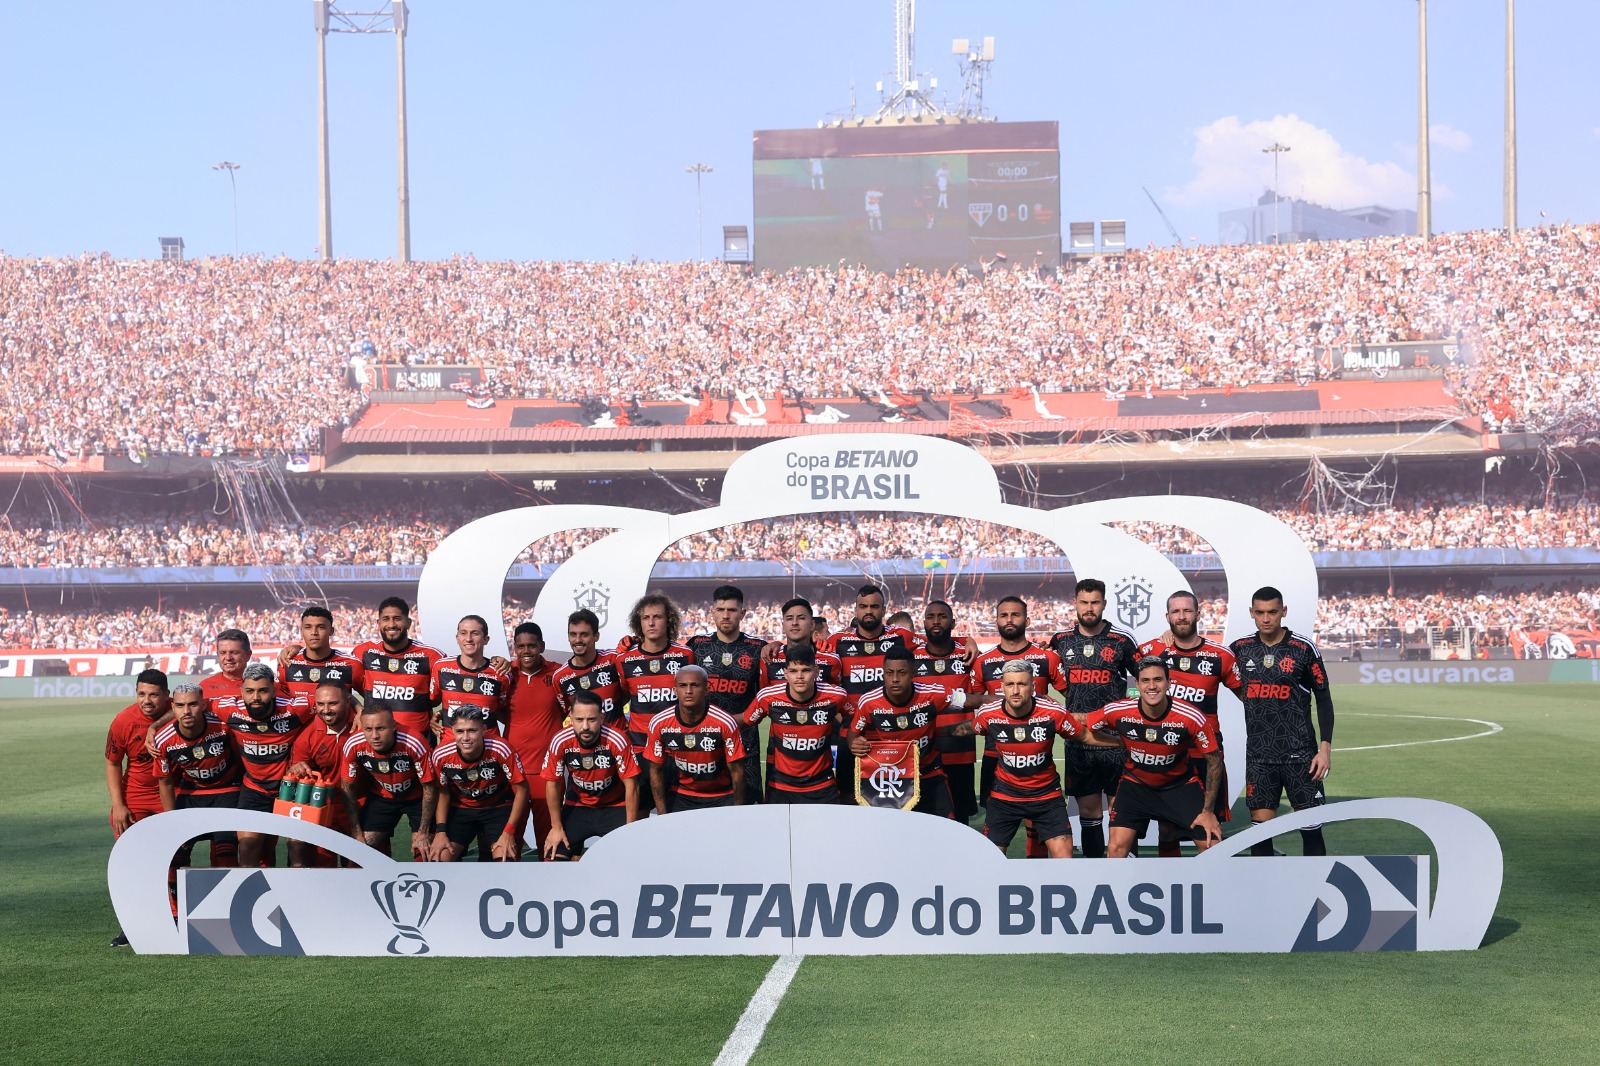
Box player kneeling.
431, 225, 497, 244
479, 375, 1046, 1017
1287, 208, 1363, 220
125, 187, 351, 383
969, 660, 1099, 858
541, 691, 640, 860
1088, 657, 1223, 857
430, 715, 528, 862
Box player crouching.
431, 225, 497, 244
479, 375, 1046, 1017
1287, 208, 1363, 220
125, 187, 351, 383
429, 714, 528, 862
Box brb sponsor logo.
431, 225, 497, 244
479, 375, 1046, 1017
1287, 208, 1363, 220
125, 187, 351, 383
784, 448, 923, 502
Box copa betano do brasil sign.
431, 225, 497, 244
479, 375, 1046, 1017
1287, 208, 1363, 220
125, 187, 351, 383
108, 801, 1503, 956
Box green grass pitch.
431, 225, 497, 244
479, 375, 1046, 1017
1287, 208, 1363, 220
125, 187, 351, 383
2, 684, 1595, 1065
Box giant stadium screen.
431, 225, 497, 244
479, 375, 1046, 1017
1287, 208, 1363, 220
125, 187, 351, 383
752, 121, 1060, 272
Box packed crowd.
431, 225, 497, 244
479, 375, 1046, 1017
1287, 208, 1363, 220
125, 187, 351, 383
4, 225, 1598, 457
6, 484, 1596, 569
9, 584, 1596, 653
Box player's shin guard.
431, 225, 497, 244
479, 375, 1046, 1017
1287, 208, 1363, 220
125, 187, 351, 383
1250, 838, 1275, 857
1024, 822, 1046, 858
1299, 825, 1326, 856
210, 840, 238, 867
1079, 817, 1105, 859
1158, 839, 1183, 858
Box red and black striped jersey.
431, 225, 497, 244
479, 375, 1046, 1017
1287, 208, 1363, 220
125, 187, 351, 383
1087, 696, 1216, 789
910, 642, 976, 764
762, 644, 844, 688
644, 706, 746, 799
541, 726, 639, 808
1138, 636, 1241, 740
342, 729, 432, 801
215, 693, 314, 794
432, 736, 525, 810
687, 632, 768, 719
615, 642, 695, 751
433, 656, 511, 735
744, 682, 852, 793
552, 653, 625, 724
968, 643, 1068, 697
1048, 624, 1141, 716
1227, 630, 1331, 763
153, 715, 241, 795
824, 624, 917, 695
353, 638, 443, 738
972, 696, 1080, 803
850, 683, 949, 779
277, 649, 364, 704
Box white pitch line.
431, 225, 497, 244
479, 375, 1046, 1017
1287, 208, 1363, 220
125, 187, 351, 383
1339, 712, 1504, 752
713, 954, 804, 1066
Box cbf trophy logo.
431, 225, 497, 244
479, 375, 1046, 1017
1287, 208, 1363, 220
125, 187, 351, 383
371, 873, 447, 955
1113, 576, 1154, 630
574, 581, 611, 629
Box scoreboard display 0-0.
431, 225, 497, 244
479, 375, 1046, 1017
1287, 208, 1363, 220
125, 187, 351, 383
752, 121, 1060, 272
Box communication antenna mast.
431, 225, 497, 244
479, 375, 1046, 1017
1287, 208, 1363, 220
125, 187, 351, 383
950, 36, 995, 120
872, 0, 945, 121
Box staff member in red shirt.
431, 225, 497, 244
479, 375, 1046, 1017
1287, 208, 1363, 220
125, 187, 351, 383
105, 668, 171, 945
284, 681, 359, 867
504, 621, 563, 855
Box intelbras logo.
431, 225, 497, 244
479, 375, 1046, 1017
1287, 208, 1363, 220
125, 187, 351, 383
783, 449, 923, 501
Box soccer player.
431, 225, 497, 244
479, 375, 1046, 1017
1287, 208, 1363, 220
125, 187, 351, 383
935, 162, 950, 209
276, 605, 364, 704
504, 621, 563, 855
645, 665, 746, 814
1228, 586, 1334, 857
825, 585, 920, 797
353, 596, 443, 742
847, 647, 955, 817
968, 660, 1089, 858
1140, 591, 1242, 854
105, 668, 171, 944
1047, 578, 1141, 858
341, 706, 436, 859
762, 598, 843, 686
885, 610, 915, 632
810, 157, 825, 190
865, 188, 884, 230
433, 614, 511, 737
153, 683, 242, 913
216, 664, 313, 868
744, 643, 853, 804
912, 601, 977, 820
1087, 657, 1223, 857
686, 585, 768, 805
541, 690, 640, 860
429, 715, 528, 862
615, 594, 695, 811
552, 608, 624, 725
284, 681, 359, 868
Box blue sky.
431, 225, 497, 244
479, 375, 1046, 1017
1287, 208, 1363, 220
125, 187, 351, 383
2, 0, 1595, 262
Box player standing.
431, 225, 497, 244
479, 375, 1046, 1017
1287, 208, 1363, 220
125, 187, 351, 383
153, 683, 242, 914
912, 601, 977, 820
552, 609, 624, 725
847, 647, 955, 817
284, 680, 359, 868
353, 596, 443, 743
615, 594, 695, 813
1087, 658, 1223, 857
433, 614, 511, 736
824, 585, 919, 799
1228, 586, 1334, 856
541, 690, 640, 860
217, 664, 313, 868
865, 188, 884, 230
687, 585, 768, 805
503, 621, 564, 855
104, 668, 171, 944
1140, 591, 1242, 854
645, 665, 746, 814
744, 643, 853, 804
810, 157, 825, 190
762, 598, 843, 686
429, 716, 528, 862
341, 706, 436, 859
1047, 579, 1141, 858
276, 605, 364, 704
935, 163, 950, 209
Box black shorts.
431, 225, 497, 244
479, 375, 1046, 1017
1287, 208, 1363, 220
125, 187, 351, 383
946, 762, 978, 821
913, 774, 954, 819
237, 786, 276, 814
361, 794, 424, 835
740, 728, 763, 805
985, 794, 1071, 849
1245, 759, 1325, 812
446, 804, 514, 848
1064, 741, 1124, 798
1110, 778, 1208, 839
551, 804, 627, 860
767, 784, 840, 805
1189, 755, 1232, 821
667, 792, 734, 814
176, 789, 240, 844
978, 750, 998, 804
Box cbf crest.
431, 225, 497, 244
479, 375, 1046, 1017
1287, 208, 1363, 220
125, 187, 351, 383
574, 581, 611, 629
1113, 576, 1154, 630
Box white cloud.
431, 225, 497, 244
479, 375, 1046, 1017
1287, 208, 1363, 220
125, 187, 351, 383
1430, 123, 1472, 152
1169, 114, 1415, 210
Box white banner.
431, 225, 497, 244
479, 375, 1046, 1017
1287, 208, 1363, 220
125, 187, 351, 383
107, 798, 1501, 956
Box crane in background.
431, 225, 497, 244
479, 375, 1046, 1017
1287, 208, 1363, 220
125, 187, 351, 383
1143, 186, 1184, 247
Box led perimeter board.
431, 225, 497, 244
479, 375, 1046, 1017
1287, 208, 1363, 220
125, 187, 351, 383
753, 121, 1060, 272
